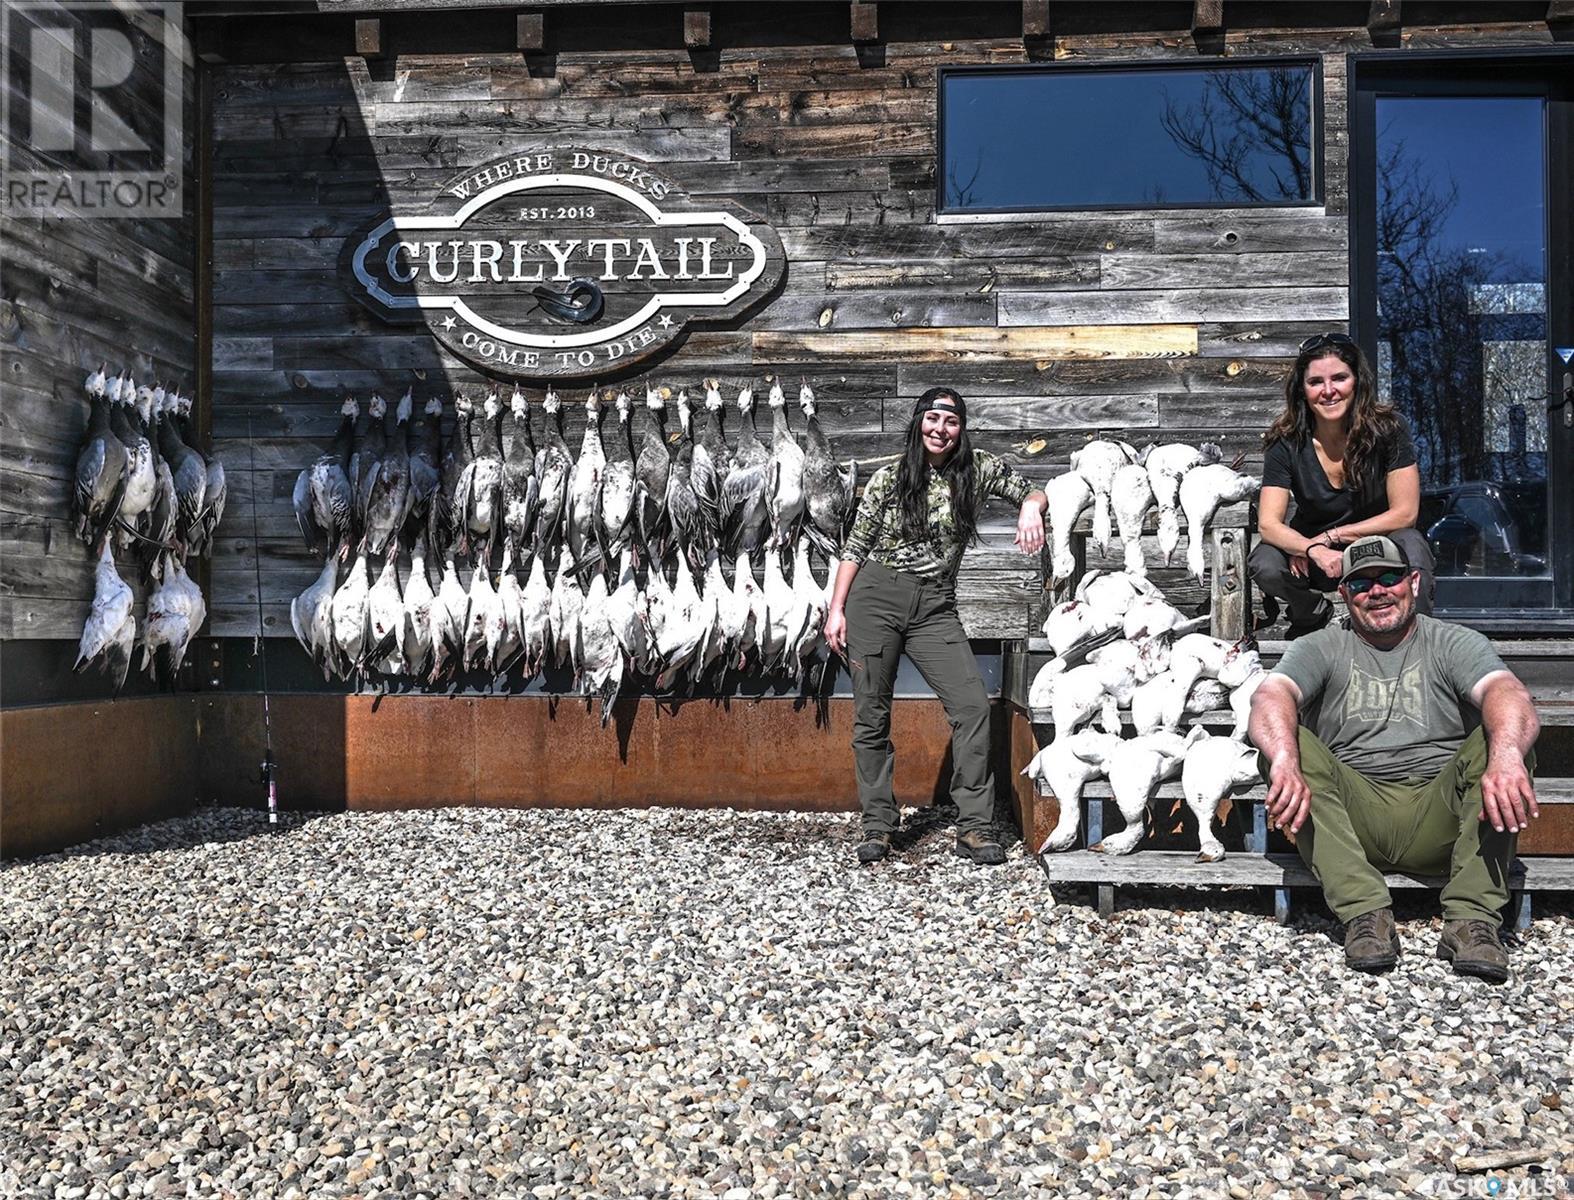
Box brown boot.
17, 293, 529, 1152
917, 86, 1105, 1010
856, 831, 891, 864
955, 830, 1006, 866
1343, 907, 1400, 973
1437, 920, 1510, 983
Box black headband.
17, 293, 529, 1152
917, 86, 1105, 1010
914, 388, 967, 425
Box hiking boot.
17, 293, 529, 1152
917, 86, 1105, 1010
955, 830, 1006, 866
1437, 919, 1510, 983
856, 832, 891, 864
1343, 907, 1400, 972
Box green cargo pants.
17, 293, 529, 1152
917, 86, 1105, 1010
846, 560, 996, 837
1280, 726, 1533, 925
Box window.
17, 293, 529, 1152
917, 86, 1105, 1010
938, 60, 1320, 213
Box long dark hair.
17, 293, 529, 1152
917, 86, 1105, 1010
893, 387, 981, 548
1264, 339, 1401, 499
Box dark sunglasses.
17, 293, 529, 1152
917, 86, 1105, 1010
1299, 331, 1358, 355
1342, 568, 1409, 595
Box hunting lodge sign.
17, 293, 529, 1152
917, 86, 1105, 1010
343, 149, 785, 379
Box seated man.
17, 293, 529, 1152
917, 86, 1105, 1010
1248, 534, 1540, 981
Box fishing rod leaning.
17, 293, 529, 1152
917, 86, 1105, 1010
248, 417, 279, 826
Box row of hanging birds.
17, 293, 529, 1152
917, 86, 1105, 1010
72, 367, 223, 693
289, 379, 859, 718
1022, 568, 1267, 864
1046, 438, 1260, 583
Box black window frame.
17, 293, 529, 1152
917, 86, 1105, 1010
1347, 45, 1574, 622
936, 56, 1325, 216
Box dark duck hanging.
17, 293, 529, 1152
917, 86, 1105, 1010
430, 389, 476, 559
533, 387, 572, 563
406, 392, 444, 536
293, 395, 357, 559
72, 365, 129, 552
361, 387, 413, 557
634, 384, 672, 560
598, 390, 637, 564
502, 384, 540, 564
352, 392, 390, 549
153, 383, 208, 556
664, 389, 704, 567
458, 386, 505, 564
721, 383, 771, 556
798, 381, 857, 559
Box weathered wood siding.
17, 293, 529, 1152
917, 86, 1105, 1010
0, 1, 197, 643
205, 10, 1558, 640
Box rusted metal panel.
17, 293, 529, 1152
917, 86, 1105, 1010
1, 698, 199, 858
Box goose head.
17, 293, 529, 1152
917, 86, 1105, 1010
84, 364, 108, 398
543, 387, 560, 416
736, 384, 754, 414
367, 391, 387, 421
615, 390, 632, 423
798, 380, 815, 417
396, 387, 413, 424
509, 385, 528, 422
424, 395, 442, 420
767, 377, 785, 409
704, 379, 723, 412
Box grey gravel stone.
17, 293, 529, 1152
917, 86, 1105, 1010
1, 804, 1571, 1199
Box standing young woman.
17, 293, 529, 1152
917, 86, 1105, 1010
823, 388, 1049, 866
1251, 332, 1435, 637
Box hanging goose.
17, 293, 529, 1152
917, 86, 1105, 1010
430, 390, 475, 560
175, 387, 225, 559
1178, 464, 1260, 582
294, 397, 357, 559
492, 542, 526, 675
759, 544, 796, 673
112, 381, 157, 552
721, 385, 770, 556
501, 385, 539, 564
291, 555, 339, 681
534, 388, 572, 559
799, 381, 856, 559
361, 387, 413, 558
567, 387, 605, 569
664, 389, 705, 567
654, 551, 708, 692
141, 551, 205, 683
400, 535, 436, 680
688, 381, 727, 556
765, 378, 806, 547
578, 568, 623, 724
1068, 438, 1138, 556
606, 547, 647, 673
459, 386, 505, 565
1144, 441, 1223, 565
598, 390, 637, 564
406, 394, 444, 538
365, 549, 406, 677
75, 539, 136, 695
428, 551, 468, 684
729, 547, 765, 672
352, 392, 389, 547
463, 559, 501, 674
548, 552, 585, 676
329, 548, 372, 683
73, 366, 129, 551
634, 384, 672, 559
153, 384, 207, 556
517, 547, 552, 682
1110, 461, 1155, 577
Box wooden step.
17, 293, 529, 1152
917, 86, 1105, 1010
1032, 848, 1574, 889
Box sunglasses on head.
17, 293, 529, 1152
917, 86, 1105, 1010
1299, 331, 1358, 356
1343, 568, 1408, 595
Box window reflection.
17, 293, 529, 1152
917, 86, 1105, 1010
1374, 96, 1549, 580
940, 63, 1317, 211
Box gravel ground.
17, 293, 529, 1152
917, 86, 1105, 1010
2, 805, 1572, 1200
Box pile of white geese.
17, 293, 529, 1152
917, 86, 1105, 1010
289, 378, 857, 724
72, 366, 224, 693
1025, 435, 1266, 863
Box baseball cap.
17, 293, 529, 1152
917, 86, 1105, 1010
913, 387, 967, 425
1340, 534, 1411, 584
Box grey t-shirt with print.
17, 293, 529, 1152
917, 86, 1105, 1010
1272, 615, 1507, 781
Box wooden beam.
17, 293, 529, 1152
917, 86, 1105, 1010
1191, 0, 1223, 42
1023, 0, 1051, 41
1368, 0, 1402, 42
1548, 1, 1574, 24
515, 9, 545, 51
851, 1, 878, 43
683, 4, 710, 49
353, 17, 382, 58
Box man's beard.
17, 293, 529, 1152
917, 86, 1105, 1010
1350, 589, 1415, 639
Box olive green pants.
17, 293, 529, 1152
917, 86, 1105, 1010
846, 561, 995, 836
1279, 726, 1532, 925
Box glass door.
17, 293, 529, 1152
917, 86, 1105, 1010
1352, 53, 1573, 617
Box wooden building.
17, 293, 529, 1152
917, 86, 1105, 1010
3, 1, 1571, 858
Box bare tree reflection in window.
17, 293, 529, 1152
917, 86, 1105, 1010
947, 148, 984, 208
1159, 67, 1312, 201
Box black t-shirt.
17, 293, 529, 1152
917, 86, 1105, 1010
1261, 421, 1418, 535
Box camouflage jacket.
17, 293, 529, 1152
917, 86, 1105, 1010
841, 450, 1034, 581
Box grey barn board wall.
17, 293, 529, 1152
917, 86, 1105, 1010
199, 13, 1559, 640
0, 1, 198, 645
